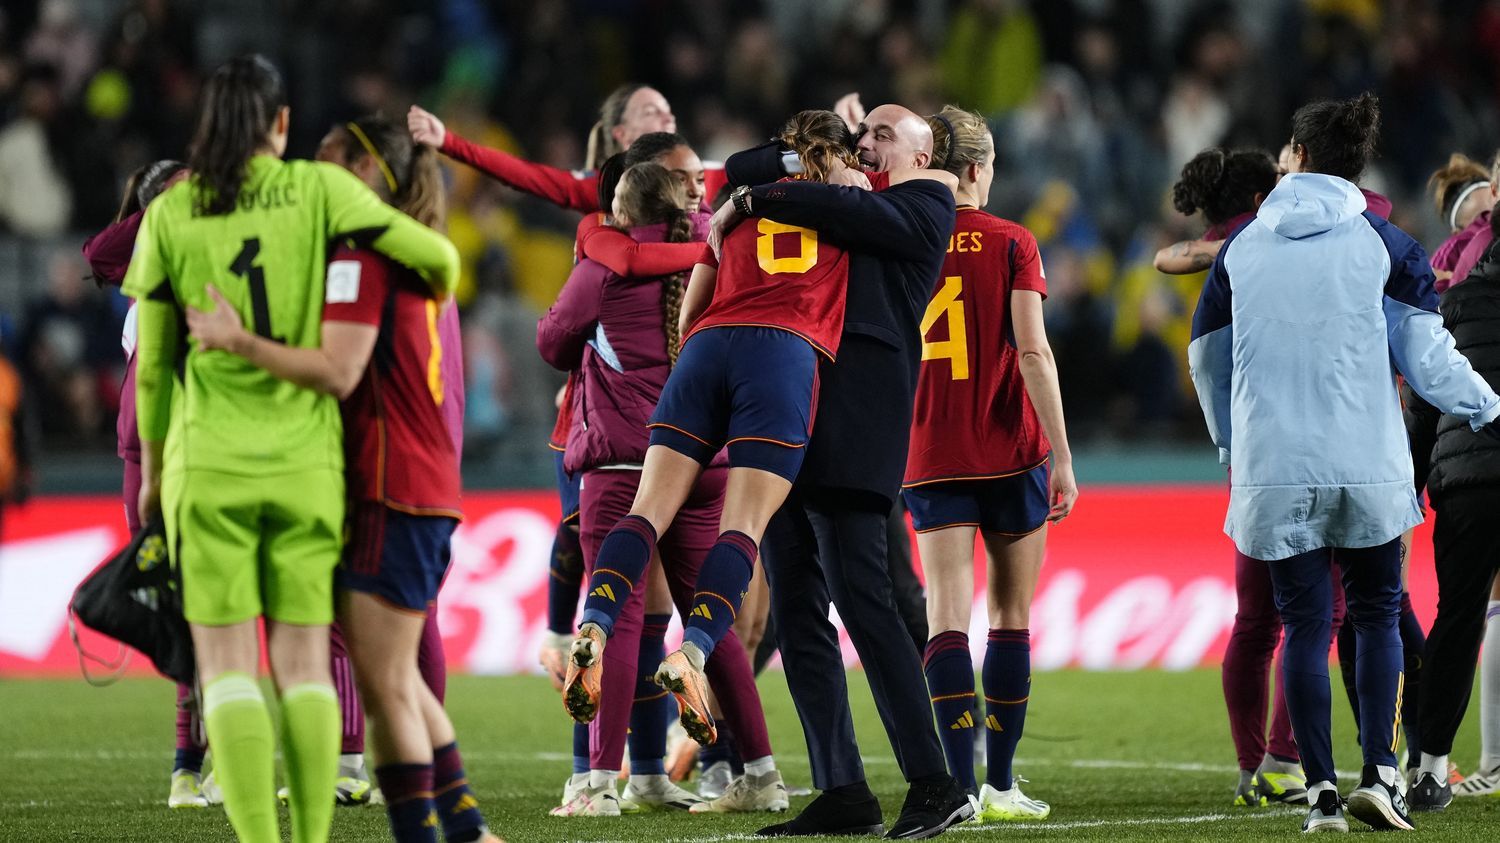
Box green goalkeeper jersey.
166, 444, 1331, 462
123, 154, 460, 477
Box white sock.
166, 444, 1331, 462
1419, 753, 1449, 780
629, 772, 666, 785
681, 641, 707, 672
338, 753, 364, 779
1375, 764, 1399, 787
1481, 600, 1500, 771
589, 769, 619, 789
1307, 780, 1337, 804
744, 756, 776, 776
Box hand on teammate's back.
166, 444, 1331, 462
185, 285, 247, 353
408, 105, 446, 148
707, 198, 744, 257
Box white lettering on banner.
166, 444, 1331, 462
0, 490, 1443, 675
442, 506, 556, 675
0, 528, 117, 660
1159, 578, 1242, 670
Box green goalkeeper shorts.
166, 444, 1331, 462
165, 467, 344, 626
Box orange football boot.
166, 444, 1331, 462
654, 649, 717, 745
562, 623, 606, 723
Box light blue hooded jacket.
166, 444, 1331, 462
1188, 173, 1500, 561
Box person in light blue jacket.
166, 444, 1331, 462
1189, 92, 1500, 834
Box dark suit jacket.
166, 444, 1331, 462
728, 146, 955, 505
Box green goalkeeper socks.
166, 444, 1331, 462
279, 682, 340, 843
203, 672, 278, 843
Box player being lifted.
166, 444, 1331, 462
125, 56, 459, 843
562, 110, 865, 741
905, 106, 1076, 823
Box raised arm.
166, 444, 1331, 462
1188, 241, 1236, 464
318, 162, 461, 297
1376, 219, 1500, 428
743, 179, 955, 261
411, 105, 598, 213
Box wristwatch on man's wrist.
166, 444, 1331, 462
732, 185, 754, 217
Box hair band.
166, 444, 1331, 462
932, 113, 955, 169
346, 122, 398, 195
1449, 180, 1490, 232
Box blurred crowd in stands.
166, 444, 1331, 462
0, 0, 1496, 486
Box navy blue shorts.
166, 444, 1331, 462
902, 460, 1051, 535
554, 450, 581, 524
648, 326, 818, 482
339, 502, 457, 612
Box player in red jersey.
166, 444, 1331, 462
560, 110, 867, 738
188, 115, 500, 843
903, 107, 1076, 824
408, 84, 730, 214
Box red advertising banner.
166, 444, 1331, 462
0, 487, 1439, 676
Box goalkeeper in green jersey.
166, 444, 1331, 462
122, 54, 458, 843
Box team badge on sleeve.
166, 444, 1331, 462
326, 259, 362, 304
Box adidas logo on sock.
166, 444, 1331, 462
986, 714, 1002, 731
590, 584, 616, 602
453, 793, 478, 813
950, 711, 974, 730
691, 604, 713, 620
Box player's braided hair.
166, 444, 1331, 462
926, 105, 991, 177
342, 114, 447, 229
614, 162, 693, 367
188, 55, 286, 217
586, 83, 647, 171
779, 110, 860, 183
1171, 147, 1277, 226
1290, 92, 1380, 182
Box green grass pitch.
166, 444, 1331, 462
2, 669, 1496, 841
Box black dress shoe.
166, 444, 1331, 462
757, 790, 884, 837
885, 775, 973, 839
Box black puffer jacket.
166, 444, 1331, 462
1407, 242, 1500, 497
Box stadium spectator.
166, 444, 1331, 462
0, 63, 71, 238
19, 248, 118, 441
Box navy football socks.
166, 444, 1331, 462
681, 531, 757, 660
546, 520, 584, 634
629, 613, 673, 775
925, 630, 978, 792
580, 515, 657, 635
984, 628, 1032, 791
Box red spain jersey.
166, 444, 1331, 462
905, 208, 1050, 486
686, 208, 851, 360
323, 245, 462, 517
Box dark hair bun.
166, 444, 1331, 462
1172, 148, 1227, 216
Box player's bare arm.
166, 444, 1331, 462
188, 285, 377, 400
1153, 237, 1223, 275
